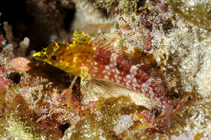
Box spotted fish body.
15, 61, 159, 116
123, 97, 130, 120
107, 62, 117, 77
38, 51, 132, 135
33, 30, 171, 128
90, 47, 167, 106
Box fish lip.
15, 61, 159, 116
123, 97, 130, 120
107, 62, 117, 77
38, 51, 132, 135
33, 52, 52, 64
33, 52, 47, 60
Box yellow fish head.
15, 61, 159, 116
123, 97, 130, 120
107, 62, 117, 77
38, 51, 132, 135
33, 42, 64, 65
33, 30, 94, 78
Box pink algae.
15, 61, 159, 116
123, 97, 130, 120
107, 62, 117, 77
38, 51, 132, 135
12, 57, 31, 72
0, 77, 6, 87
63, 89, 80, 105
0, 76, 11, 88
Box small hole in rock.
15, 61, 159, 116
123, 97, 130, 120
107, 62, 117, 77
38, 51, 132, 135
7, 72, 21, 84
59, 123, 70, 134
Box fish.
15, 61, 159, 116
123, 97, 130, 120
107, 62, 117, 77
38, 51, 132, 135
33, 30, 172, 129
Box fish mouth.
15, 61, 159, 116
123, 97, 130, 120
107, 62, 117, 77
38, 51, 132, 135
33, 51, 52, 64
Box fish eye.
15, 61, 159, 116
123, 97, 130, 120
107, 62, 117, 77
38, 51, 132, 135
51, 55, 57, 60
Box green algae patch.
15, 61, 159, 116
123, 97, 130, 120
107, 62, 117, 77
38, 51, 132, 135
170, 0, 211, 30
71, 115, 111, 140
0, 118, 7, 137
40, 128, 63, 140
163, 93, 211, 139
7, 94, 38, 132
95, 0, 138, 13
2, 94, 39, 139
0, 87, 6, 110
8, 94, 35, 120
100, 96, 148, 123
71, 96, 149, 139
4, 117, 38, 140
